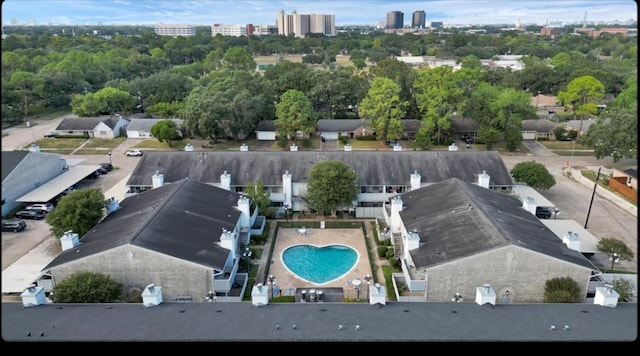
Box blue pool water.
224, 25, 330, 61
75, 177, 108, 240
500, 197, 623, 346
282, 244, 358, 285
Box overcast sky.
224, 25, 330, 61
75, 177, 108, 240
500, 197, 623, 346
2, 0, 637, 26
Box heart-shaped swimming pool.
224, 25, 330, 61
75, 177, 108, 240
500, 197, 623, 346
282, 244, 358, 285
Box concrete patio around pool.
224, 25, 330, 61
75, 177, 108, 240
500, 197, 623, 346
264, 226, 376, 301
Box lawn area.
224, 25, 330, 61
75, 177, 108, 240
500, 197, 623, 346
35, 137, 86, 150
540, 140, 590, 150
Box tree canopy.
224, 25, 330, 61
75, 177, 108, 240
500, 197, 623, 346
510, 161, 556, 190
150, 119, 181, 147
306, 160, 360, 217
46, 188, 107, 238
358, 77, 406, 143
52, 271, 123, 303
275, 89, 315, 141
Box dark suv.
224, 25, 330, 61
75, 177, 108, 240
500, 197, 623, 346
535, 207, 552, 219
2, 219, 27, 232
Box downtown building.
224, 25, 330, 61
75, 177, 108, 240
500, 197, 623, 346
386, 11, 404, 29
276, 9, 335, 38
154, 24, 196, 37
412, 10, 426, 29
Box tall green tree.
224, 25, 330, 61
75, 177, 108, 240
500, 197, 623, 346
581, 104, 637, 162
275, 89, 315, 141
307, 160, 360, 218
412, 66, 463, 145
244, 180, 271, 216
52, 271, 123, 303
596, 237, 634, 272
557, 75, 605, 141
510, 161, 556, 190
358, 77, 407, 144
46, 188, 107, 238
489, 88, 536, 151
222, 46, 256, 71
181, 87, 227, 143
151, 119, 181, 147
7, 70, 44, 120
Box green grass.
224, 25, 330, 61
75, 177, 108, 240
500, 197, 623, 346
83, 137, 127, 149
541, 140, 590, 150
35, 138, 87, 149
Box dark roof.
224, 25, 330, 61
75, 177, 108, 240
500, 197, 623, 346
521, 119, 560, 132
43, 178, 242, 270
1, 151, 29, 181
451, 118, 479, 132
317, 119, 370, 132
126, 151, 514, 188
55, 116, 122, 131
622, 168, 637, 179
126, 118, 183, 132
401, 178, 596, 270
2, 301, 636, 342
401, 119, 421, 132
255, 120, 276, 131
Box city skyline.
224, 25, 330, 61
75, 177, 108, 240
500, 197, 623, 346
2, 0, 637, 27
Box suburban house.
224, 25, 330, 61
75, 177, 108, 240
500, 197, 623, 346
564, 119, 597, 136
451, 118, 479, 139
609, 167, 638, 203
400, 119, 421, 140
255, 120, 276, 141
126, 118, 184, 139
54, 115, 129, 139
384, 178, 599, 303
1, 151, 100, 216
38, 177, 266, 302
521, 119, 560, 140
530, 94, 564, 118
125, 151, 514, 218
316, 119, 373, 140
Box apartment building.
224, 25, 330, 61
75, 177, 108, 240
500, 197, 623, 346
277, 9, 335, 37
153, 24, 196, 37
211, 24, 247, 37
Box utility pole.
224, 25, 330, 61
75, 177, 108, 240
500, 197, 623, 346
584, 167, 601, 229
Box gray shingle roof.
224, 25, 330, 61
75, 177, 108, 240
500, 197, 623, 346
43, 178, 242, 270
255, 120, 276, 131
126, 151, 514, 188
402, 179, 596, 270
55, 116, 121, 131
2, 301, 636, 342
1, 151, 29, 181
126, 118, 184, 132
317, 119, 370, 132
521, 119, 560, 132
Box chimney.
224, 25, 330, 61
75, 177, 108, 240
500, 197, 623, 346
151, 171, 164, 189
20, 284, 46, 307
282, 170, 292, 208
410, 170, 421, 191
141, 283, 163, 307
369, 283, 386, 305
29, 144, 40, 152
251, 282, 269, 306
220, 170, 231, 191
448, 142, 458, 151
475, 284, 496, 306
290, 144, 298, 151
562, 231, 581, 251
238, 196, 251, 228
478, 170, 490, 188
240, 143, 249, 152
105, 197, 120, 215
60, 230, 79, 251
343, 144, 352, 151
594, 284, 619, 307
393, 144, 402, 151
219, 228, 234, 251
522, 196, 537, 215
390, 197, 404, 233
406, 230, 420, 252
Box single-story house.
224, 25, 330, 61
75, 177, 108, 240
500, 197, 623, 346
401, 119, 421, 140
54, 115, 129, 139
126, 118, 184, 139
386, 177, 598, 303
609, 167, 638, 203
451, 118, 479, 139
521, 119, 561, 140
255, 120, 276, 141
530, 94, 564, 118
317, 119, 374, 140
38, 177, 265, 302
125, 151, 515, 219
565, 119, 597, 136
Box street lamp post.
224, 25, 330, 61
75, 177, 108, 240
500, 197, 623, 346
609, 253, 620, 272
352, 278, 362, 301
268, 275, 277, 300
242, 250, 252, 272
553, 208, 559, 219
107, 151, 112, 165
364, 274, 372, 301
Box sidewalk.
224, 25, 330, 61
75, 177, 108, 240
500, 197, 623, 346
568, 167, 637, 218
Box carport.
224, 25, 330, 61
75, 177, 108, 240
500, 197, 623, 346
510, 184, 556, 209
16, 165, 101, 204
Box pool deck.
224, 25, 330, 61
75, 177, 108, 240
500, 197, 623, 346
262, 225, 376, 300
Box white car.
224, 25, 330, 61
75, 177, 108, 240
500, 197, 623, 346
126, 149, 143, 157
25, 203, 55, 213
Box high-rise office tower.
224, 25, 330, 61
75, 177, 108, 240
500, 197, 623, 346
386, 11, 404, 29
412, 11, 426, 29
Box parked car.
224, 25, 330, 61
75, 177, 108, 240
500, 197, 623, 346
96, 166, 109, 175
15, 210, 46, 220
61, 185, 77, 195
43, 131, 58, 138
100, 163, 113, 171
535, 207, 552, 219
2, 219, 27, 232
126, 149, 143, 157
25, 203, 54, 213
